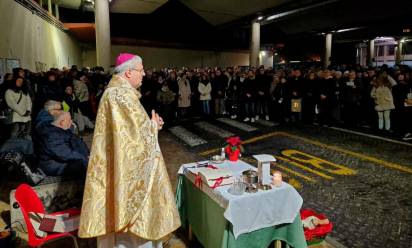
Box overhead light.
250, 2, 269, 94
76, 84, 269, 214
335, 27, 362, 33
257, 16, 263, 21
266, 13, 288, 21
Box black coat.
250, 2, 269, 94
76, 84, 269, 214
211, 74, 227, 99
36, 123, 89, 174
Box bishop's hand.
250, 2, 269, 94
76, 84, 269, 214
151, 110, 164, 130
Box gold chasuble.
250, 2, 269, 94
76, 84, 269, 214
79, 75, 181, 240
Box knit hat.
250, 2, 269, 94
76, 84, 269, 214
115, 53, 136, 67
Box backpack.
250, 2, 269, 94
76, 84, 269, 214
0, 150, 46, 185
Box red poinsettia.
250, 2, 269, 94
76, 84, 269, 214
225, 136, 243, 161
226, 136, 241, 151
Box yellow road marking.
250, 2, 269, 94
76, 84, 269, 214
277, 132, 412, 174
273, 162, 317, 183
282, 149, 356, 175
199, 131, 281, 156
242, 156, 315, 183
287, 178, 302, 189
270, 169, 302, 189
198, 131, 412, 175
276, 156, 334, 180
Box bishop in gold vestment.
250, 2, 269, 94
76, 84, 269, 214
79, 54, 180, 247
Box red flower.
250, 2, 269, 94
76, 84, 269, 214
225, 136, 242, 154
226, 136, 241, 146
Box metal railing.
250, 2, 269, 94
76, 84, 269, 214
14, 0, 66, 31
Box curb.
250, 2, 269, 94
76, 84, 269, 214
325, 236, 348, 248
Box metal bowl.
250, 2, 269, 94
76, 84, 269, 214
210, 155, 225, 164
242, 170, 258, 184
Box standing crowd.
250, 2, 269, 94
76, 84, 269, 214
0, 62, 411, 180
140, 64, 412, 140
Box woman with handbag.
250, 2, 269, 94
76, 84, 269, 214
4, 77, 32, 139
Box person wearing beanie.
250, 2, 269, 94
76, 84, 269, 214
79, 53, 180, 248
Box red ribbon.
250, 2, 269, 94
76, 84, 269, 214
211, 177, 224, 189
195, 174, 202, 189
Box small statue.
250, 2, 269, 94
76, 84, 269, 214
302, 216, 330, 230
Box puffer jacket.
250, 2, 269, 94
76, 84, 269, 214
371, 86, 395, 111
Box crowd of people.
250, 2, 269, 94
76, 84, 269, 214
0, 66, 108, 177
139, 64, 412, 140
0, 62, 411, 179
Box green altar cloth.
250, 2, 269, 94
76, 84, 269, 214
176, 176, 308, 248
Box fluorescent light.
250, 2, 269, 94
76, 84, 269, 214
257, 16, 263, 21
335, 27, 362, 33
266, 13, 288, 21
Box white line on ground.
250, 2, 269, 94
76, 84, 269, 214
256, 119, 279, 127
217, 118, 258, 132
169, 126, 207, 147
194, 121, 234, 138
328, 126, 412, 147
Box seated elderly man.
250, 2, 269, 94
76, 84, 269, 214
35, 100, 63, 129
36, 111, 89, 177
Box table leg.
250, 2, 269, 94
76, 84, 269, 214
274, 240, 282, 248
188, 224, 193, 241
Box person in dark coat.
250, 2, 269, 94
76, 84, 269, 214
392, 73, 412, 139
211, 70, 227, 116
318, 70, 336, 126
35, 100, 62, 129
241, 70, 256, 122
340, 70, 362, 127
36, 112, 89, 177
288, 69, 304, 122
254, 67, 271, 120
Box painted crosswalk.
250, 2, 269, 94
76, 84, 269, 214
217, 118, 258, 132
256, 119, 279, 127
168, 126, 207, 147
194, 121, 234, 138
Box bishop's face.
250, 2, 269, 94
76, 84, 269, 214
128, 63, 145, 89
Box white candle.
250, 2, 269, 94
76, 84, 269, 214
272, 171, 282, 187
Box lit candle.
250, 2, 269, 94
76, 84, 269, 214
272, 171, 282, 187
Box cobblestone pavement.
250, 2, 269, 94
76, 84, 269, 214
166, 118, 412, 248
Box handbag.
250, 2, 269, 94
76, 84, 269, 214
291, 98, 302, 112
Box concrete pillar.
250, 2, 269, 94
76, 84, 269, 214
324, 33, 332, 68
250, 20, 260, 67
396, 40, 403, 65
368, 39, 375, 67
47, 0, 52, 14
54, 4, 59, 20
95, 0, 112, 70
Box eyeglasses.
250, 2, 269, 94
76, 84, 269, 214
131, 68, 145, 73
